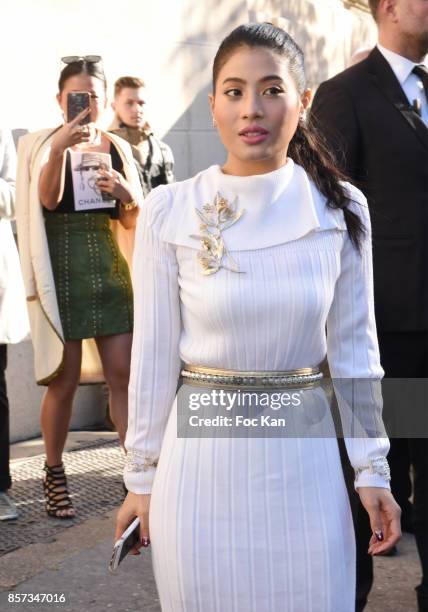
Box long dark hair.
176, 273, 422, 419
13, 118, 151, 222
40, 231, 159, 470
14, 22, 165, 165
212, 23, 364, 249
58, 60, 107, 94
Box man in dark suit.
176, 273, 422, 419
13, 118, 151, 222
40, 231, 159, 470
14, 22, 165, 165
310, 1, 428, 611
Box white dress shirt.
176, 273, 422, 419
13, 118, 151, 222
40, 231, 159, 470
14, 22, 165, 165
378, 43, 428, 125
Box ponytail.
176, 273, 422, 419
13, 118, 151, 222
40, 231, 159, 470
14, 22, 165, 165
289, 120, 364, 250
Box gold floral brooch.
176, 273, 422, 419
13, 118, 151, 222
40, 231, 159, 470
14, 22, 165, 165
190, 192, 245, 275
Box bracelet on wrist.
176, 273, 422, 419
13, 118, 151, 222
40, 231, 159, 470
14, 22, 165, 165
120, 200, 138, 211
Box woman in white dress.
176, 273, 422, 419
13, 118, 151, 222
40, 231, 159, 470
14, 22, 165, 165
116, 23, 401, 611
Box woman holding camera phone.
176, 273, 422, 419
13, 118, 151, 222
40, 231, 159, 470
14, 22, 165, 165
116, 24, 400, 610
16, 57, 143, 519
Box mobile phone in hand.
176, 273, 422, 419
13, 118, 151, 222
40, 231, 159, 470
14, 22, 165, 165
109, 517, 140, 573
67, 91, 90, 124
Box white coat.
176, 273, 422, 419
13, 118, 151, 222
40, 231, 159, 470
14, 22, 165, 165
0, 128, 29, 344
15, 128, 143, 384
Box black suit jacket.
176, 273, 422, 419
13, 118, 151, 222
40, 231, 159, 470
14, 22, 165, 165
310, 47, 428, 332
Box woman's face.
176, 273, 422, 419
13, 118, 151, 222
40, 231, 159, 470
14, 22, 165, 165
57, 73, 107, 124
210, 45, 311, 176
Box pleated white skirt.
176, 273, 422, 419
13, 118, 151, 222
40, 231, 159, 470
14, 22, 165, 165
149, 399, 356, 612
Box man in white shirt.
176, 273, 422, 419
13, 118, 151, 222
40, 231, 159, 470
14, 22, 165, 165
311, 1, 428, 610
377, 41, 428, 123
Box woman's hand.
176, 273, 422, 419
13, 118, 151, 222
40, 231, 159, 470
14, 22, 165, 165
40, 108, 93, 210
51, 108, 92, 155
358, 487, 401, 555
115, 492, 151, 554
96, 168, 134, 204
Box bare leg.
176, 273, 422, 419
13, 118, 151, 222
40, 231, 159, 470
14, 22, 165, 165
41, 340, 82, 464
95, 333, 132, 447
40, 340, 82, 517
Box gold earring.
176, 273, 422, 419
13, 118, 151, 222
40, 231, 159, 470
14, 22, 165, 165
212, 117, 217, 128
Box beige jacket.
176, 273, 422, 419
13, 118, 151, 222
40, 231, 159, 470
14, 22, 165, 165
15, 128, 143, 385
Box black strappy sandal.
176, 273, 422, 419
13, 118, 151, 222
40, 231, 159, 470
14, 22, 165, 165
43, 462, 75, 519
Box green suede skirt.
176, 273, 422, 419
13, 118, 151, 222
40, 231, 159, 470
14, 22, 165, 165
45, 213, 133, 341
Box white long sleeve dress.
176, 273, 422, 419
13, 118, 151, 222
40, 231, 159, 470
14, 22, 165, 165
124, 159, 390, 612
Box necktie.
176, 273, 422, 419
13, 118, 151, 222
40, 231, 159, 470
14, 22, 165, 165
412, 64, 428, 99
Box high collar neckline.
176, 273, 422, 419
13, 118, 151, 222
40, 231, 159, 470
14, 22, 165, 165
208, 159, 295, 206
162, 160, 347, 251
213, 159, 292, 179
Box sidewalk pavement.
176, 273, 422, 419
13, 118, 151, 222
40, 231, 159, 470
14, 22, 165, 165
0, 432, 422, 612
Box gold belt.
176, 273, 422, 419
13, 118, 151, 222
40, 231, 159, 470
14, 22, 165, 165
181, 364, 323, 388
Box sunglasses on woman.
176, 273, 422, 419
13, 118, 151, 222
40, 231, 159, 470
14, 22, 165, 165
61, 55, 102, 64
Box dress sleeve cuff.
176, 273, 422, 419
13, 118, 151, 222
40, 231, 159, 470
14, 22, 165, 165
123, 466, 156, 495
354, 471, 391, 490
